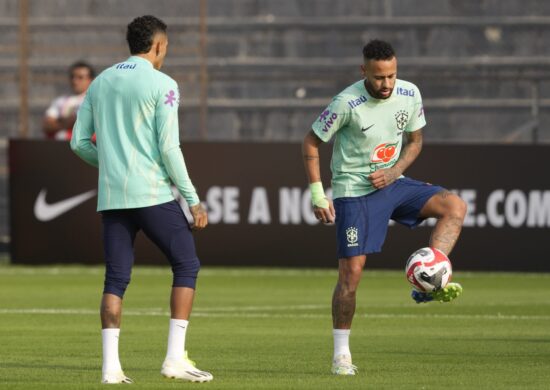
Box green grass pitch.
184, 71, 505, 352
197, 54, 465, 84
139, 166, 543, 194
1, 265, 549, 389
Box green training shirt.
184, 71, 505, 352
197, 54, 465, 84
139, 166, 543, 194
71, 56, 199, 211
312, 79, 426, 199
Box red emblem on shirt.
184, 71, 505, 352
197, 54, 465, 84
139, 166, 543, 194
371, 142, 398, 163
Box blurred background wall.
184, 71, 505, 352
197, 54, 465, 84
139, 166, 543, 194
1, 0, 550, 251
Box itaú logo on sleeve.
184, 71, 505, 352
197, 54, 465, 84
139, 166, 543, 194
371, 142, 398, 163
396, 87, 415, 97
347, 95, 367, 109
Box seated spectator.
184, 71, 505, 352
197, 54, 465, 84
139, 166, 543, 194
43, 61, 95, 140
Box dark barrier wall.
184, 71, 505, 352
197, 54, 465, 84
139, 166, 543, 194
9, 140, 550, 271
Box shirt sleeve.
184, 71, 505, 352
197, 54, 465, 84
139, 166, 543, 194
70, 90, 98, 167
311, 96, 351, 142
45, 96, 63, 119
405, 88, 426, 132
155, 78, 200, 206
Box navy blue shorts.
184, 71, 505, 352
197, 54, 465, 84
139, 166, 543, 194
334, 177, 443, 258
101, 200, 200, 298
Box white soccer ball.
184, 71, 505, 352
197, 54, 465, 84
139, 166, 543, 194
405, 247, 452, 292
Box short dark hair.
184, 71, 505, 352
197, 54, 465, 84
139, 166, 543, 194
362, 40, 395, 61
69, 61, 95, 79
126, 15, 167, 55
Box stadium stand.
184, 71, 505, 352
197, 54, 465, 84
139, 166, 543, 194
1, 0, 550, 244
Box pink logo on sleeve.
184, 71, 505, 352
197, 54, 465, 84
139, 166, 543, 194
164, 90, 176, 107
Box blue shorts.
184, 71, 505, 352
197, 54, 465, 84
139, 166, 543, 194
334, 177, 444, 258
101, 200, 200, 298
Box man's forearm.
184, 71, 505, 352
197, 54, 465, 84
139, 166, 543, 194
303, 130, 332, 209
70, 137, 99, 167
43, 117, 63, 135
161, 147, 200, 206
44, 115, 77, 134
302, 131, 323, 183
392, 134, 422, 175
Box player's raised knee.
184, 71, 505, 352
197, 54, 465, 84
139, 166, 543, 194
447, 194, 467, 221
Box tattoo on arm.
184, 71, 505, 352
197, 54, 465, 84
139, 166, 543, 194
302, 130, 323, 182
303, 155, 319, 160
386, 170, 398, 181
393, 130, 423, 174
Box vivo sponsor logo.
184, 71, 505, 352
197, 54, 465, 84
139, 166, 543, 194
116, 63, 137, 70
319, 110, 338, 132
347, 95, 368, 109
396, 87, 415, 97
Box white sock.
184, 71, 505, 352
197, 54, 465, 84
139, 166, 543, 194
166, 319, 189, 361
333, 329, 351, 359
102, 328, 122, 374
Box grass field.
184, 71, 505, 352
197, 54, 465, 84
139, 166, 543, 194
0, 265, 549, 389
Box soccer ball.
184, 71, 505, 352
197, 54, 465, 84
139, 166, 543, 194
406, 247, 452, 292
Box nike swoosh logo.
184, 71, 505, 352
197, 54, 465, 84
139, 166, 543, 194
361, 124, 374, 132
34, 189, 97, 222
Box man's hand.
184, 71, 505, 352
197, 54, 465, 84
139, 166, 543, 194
43, 114, 78, 135
368, 167, 401, 189
314, 199, 336, 225
59, 113, 78, 129
189, 203, 208, 231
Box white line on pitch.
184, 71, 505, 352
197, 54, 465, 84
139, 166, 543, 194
0, 267, 336, 276
194, 304, 329, 312
1, 308, 549, 321
1, 267, 548, 278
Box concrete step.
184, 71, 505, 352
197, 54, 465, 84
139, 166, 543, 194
2, 100, 549, 141
2, 64, 550, 104
3, 14, 550, 59
2, 22, 549, 59
2, 0, 549, 18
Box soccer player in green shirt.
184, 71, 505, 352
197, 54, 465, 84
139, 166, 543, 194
302, 40, 466, 375
71, 15, 212, 383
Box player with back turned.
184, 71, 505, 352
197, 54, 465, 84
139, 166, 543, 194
71, 15, 212, 384
302, 40, 466, 376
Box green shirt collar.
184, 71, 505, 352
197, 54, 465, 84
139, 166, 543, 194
127, 56, 154, 68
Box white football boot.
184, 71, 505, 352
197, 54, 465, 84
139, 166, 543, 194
331, 354, 358, 375
101, 371, 133, 384
161, 351, 213, 382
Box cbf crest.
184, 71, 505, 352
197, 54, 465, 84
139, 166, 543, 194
346, 227, 359, 247
394, 110, 409, 130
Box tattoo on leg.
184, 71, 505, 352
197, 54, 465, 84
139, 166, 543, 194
332, 283, 356, 329
437, 190, 452, 199
431, 216, 463, 255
